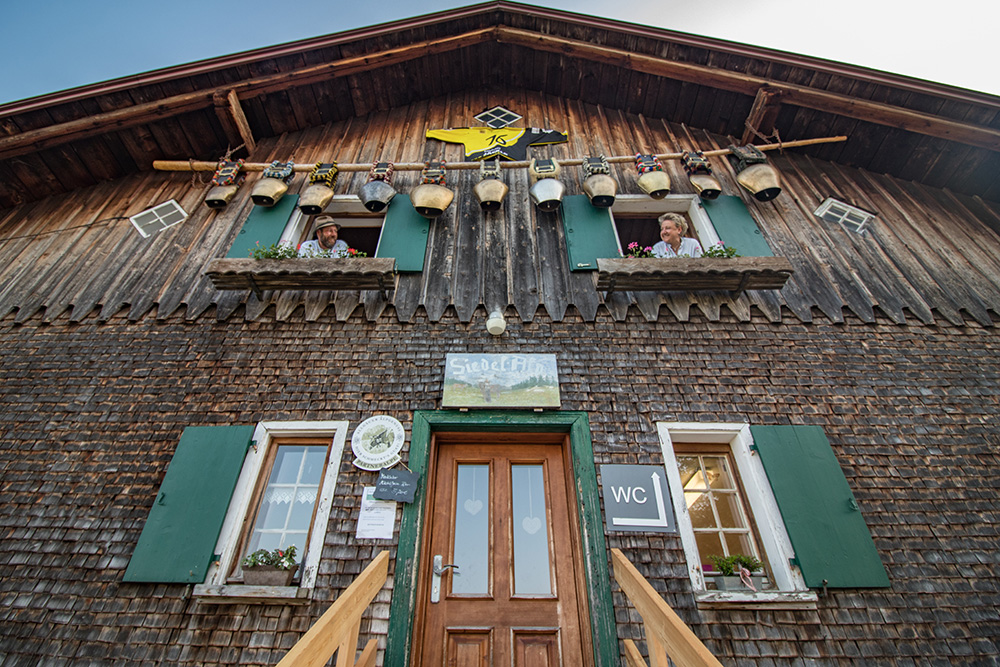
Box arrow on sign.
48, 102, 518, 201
612, 471, 670, 528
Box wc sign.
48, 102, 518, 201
599, 464, 677, 533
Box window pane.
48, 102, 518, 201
725, 533, 757, 557
686, 491, 716, 528
677, 456, 702, 488
452, 464, 489, 594
703, 456, 734, 489
695, 533, 724, 568
246, 444, 326, 563
714, 492, 748, 529
511, 465, 552, 596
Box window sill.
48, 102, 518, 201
594, 257, 793, 295
695, 589, 817, 610
192, 583, 313, 605
204, 257, 396, 298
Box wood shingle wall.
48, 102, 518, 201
0, 309, 998, 664
2, 90, 1000, 329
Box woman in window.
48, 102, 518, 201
652, 213, 703, 258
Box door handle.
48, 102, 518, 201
431, 554, 459, 603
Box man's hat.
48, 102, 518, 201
312, 215, 341, 237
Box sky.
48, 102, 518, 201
1, 0, 999, 107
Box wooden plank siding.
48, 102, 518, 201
2, 91, 1000, 328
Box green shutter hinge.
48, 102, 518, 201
749, 443, 759, 454
210, 554, 221, 564
788, 556, 800, 568
247, 438, 258, 453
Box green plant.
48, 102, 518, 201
701, 242, 741, 258
249, 242, 298, 260
623, 241, 656, 258
241, 545, 298, 570
708, 553, 762, 576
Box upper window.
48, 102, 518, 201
814, 197, 876, 234
280, 196, 384, 257
610, 195, 718, 256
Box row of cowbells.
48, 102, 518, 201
205, 147, 782, 213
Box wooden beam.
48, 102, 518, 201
0, 28, 496, 162
213, 89, 256, 154
741, 86, 785, 145
3, 23, 1000, 162
494, 27, 1000, 152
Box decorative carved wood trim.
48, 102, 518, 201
594, 257, 794, 296
205, 257, 396, 299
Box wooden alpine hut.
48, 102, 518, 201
1, 2, 998, 665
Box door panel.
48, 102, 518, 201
413, 437, 591, 666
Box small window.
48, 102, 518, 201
231, 437, 332, 581
814, 197, 875, 234
610, 196, 717, 257
675, 446, 768, 588
282, 197, 384, 257
200, 420, 348, 596
658, 423, 811, 603
129, 199, 188, 238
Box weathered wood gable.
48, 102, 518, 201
1, 90, 999, 328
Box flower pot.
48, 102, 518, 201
711, 574, 766, 591
243, 565, 298, 587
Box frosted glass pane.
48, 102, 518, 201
511, 465, 551, 595
452, 465, 489, 594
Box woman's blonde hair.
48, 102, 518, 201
658, 212, 688, 235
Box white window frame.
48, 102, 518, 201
280, 194, 386, 253
129, 199, 188, 238
657, 422, 817, 607
609, 194, 721, 253
814, 197, 875, 234
194, 420, 348, 603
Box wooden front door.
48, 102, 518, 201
412, 434, 593, 667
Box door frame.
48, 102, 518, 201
384, 410, 618, 667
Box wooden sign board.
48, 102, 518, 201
442, 353, 560, 408
374, 467, 418, 503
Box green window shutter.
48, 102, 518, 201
560, 194, 619, 271
701, 195, 773, 257
225, 195, 299, 258
375, 194, 429, 272
123, 425, 255, 583
749, 425, 889, 588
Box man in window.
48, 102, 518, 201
652, 213, 704, 258
299, 215, 349, 257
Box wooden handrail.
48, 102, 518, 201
611, 548, 724, 667
276, 550, 390, 667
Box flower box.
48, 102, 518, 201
594, 257, 793, 296
711, 574, 768, 592
204, 257, 396, 298
243, 565, 298, 587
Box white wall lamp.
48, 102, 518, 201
486, 310, 506, 336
